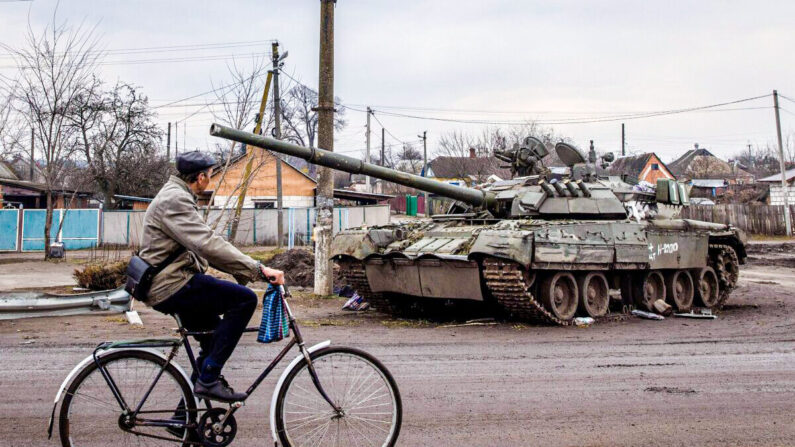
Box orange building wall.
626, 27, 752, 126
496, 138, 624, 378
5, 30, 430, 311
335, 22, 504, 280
639, 154, 674, 184
208, 151, 316, 198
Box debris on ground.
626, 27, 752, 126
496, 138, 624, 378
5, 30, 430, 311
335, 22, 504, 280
574, 317, 595, 327
73, 261, 128, 290
631, 309, 665, 320
342, 293, 370, 311
653, 299, 673, 316
438, 318, 498, 328
267, 249, 315, 287
125, 310, 143, 325
644, 386, 697, 395
674, 309, 718, 319
334, 285, 356, 298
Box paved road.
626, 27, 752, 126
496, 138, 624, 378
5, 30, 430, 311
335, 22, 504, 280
1, 262, 793, 446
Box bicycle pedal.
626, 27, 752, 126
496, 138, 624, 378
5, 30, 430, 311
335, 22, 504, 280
230, 401, 243, 408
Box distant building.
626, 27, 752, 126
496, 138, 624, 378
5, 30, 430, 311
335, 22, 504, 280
207, 150, 317, 208
606, 152, 675, 185
0, 178, 92, 209
758, 168, 795, 205
113, 194, 153, 211
668, 144, 754, 184
428, 149, 511, 187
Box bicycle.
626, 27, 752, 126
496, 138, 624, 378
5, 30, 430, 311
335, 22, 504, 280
48, 285, 402, 446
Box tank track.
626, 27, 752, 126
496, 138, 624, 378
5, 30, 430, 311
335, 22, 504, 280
709, 244, 740, 309
482, 258, 571, 326
337, 260, 393, 312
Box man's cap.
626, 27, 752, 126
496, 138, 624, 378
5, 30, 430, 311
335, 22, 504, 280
176, 151, 216, 175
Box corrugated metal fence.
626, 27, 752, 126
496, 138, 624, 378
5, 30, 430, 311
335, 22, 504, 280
680, 204, 795, 235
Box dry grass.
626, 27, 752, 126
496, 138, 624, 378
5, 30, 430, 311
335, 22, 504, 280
73, 261, 127, 290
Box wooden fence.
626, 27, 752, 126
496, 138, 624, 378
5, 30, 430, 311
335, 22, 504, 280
680, 204, 795, 235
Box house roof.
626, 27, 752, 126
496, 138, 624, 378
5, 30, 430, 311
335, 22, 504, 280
758, 168, 795, 183
605, 152, 674, 182
0, 178, 93, 195
0, 161, 18, 180
114, 194, 153, 203
428, 156, 511, 180
667, 147, 750, 179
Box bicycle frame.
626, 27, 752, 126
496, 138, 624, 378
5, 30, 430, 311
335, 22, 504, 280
83, 292, 340, 444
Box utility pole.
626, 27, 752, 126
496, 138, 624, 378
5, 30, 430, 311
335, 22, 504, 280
380, 127, 385, 193
166, 122, 171, 160
419, 130, 428, 216
621, 123, 625, 157
29, 128, 34, 180
174, 122, 178, 157
774, 90, 792, 236
314, 0, 336, 296
272, 42, 285, 248
365, 107, 371, 192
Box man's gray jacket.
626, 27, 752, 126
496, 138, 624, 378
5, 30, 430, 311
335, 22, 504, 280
138, 175, 260, 306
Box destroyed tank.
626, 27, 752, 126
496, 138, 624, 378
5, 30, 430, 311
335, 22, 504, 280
210, 124, 746, 325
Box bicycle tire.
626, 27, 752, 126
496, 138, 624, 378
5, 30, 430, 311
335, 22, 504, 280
274, 346, 402, 447
59, 350, 196, 447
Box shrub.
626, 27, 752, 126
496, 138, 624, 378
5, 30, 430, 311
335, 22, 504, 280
73, 261, 128, 290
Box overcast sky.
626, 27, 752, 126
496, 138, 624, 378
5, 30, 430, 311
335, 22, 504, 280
1, 0, 794, 164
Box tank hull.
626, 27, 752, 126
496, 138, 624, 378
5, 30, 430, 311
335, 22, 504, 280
333, 218, 745, 324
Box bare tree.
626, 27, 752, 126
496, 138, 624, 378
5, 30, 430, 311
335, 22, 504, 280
1, 20, 102, 258
69, 80, 163, 208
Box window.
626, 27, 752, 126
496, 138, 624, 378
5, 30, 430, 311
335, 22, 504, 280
254, 201, 275, 209
651, 163, 660, 171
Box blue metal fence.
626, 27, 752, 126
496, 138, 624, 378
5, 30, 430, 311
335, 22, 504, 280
21, 209, 99, 251
0, 209, 19, 251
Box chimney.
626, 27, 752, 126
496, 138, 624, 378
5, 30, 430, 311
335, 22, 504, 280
694, 143, 699, 150
469, 148, 476, 158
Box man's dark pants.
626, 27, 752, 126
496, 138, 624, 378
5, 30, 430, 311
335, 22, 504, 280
154, 273, 257, 384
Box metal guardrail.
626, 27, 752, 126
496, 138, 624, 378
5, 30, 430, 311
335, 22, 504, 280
0, 287, 131, 320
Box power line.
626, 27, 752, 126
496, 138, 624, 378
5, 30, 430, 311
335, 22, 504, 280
370, 94, 772, 126
0, 39, 275, 59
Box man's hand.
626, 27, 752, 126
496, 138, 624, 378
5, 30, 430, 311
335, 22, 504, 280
259, 265, 285, 285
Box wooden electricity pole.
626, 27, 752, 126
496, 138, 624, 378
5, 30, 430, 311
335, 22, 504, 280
166, 122, 171, 160
272, 42, 285, 248
774, 90, 792, 236
420, 130, 428, 216
314, 0, 336, 296
621, 123, 625, 157
365, 106, 371, 192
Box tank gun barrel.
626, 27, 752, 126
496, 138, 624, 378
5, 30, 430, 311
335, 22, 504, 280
210, 124, 495, 207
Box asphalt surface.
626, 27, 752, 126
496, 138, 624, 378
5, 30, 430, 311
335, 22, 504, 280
0, 260, 793, 446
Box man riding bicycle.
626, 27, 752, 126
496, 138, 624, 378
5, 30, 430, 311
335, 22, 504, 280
138, 150, 284, 403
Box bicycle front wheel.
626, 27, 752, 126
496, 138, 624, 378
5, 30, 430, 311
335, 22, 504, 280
59, 350, 196, 447
274, 346, 402, 447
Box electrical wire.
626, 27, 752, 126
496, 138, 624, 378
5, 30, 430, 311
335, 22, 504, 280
370, 94, 772, 126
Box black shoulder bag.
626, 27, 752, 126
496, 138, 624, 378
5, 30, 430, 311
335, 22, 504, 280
125, 247, 186, 301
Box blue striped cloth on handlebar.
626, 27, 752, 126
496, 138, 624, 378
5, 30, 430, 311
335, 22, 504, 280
258, 284, 289, 343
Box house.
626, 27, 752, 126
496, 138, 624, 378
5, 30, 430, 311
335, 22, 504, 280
207, 150, 317, 208
606, 152, 675, 185
758, 168, 795, 205
668, 145, 754, 184
113, 194, 153, 211
205, 149, 394, 208
0, 178, 92, 209
428, 148, 511, 187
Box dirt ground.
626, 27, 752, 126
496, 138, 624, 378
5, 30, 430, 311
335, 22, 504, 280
1, 247, 794, 446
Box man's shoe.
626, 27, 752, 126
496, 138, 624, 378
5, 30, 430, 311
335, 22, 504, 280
194, 378, 247, 403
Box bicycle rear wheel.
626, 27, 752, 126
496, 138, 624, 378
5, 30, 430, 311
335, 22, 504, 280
274, 346, 402, 447
59, 350, 195, 447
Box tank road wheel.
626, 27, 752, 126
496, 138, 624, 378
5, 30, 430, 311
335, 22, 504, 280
540, 272, 578, 321
634, 271, 666, 311
577, 272, 609, 318
665, 270, 694, 312
694, 267, 720, 308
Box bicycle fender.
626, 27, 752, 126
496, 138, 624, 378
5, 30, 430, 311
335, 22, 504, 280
270, 340, 331, 443
47, 348, 195, 439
